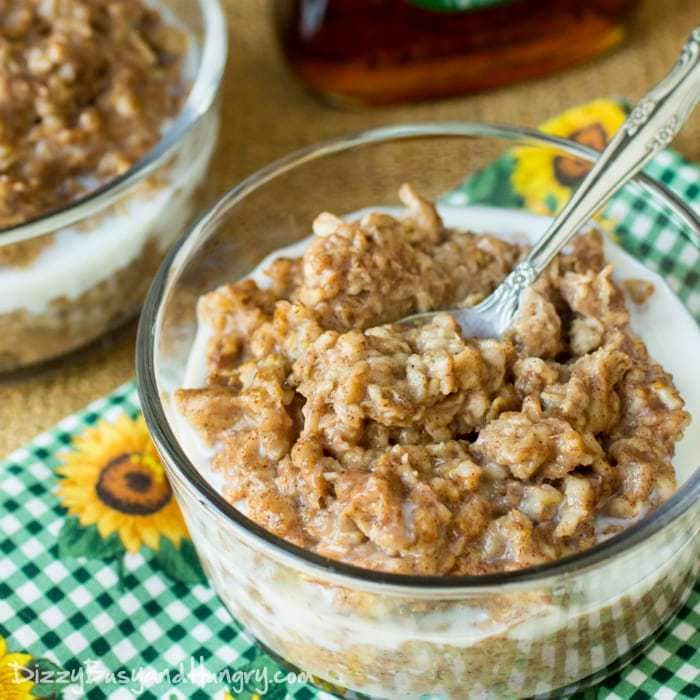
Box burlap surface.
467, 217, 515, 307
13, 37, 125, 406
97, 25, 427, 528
1, 0, 698, 456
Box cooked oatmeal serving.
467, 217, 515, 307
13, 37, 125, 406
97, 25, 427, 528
0, 0, 220, 371
0, 0, 188, 238
176, 185, 690, 575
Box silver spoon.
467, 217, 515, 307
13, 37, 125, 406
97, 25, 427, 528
401, 28, 700, 339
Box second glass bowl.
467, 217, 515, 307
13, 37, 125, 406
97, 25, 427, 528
0, 0, 227, 373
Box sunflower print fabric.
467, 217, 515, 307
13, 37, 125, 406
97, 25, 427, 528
511, 98, 627, 214
453, 98, 628, 215
56, 414, 203, 584
0, 633, 65, 700
0, 634, 33, 699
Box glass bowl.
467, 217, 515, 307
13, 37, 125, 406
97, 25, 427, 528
0, 0, 227, 373
137, 124, 699, 699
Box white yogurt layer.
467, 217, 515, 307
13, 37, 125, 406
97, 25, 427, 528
0, 21, 213, 317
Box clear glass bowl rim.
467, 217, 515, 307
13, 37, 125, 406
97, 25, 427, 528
137, 122, 700, 591
0, 0, 228, 244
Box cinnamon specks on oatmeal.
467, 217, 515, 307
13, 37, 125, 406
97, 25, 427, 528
0, 0, 189, 234
176, 186, 690, 576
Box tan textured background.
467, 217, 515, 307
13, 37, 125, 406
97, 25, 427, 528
1, 0, 699, 456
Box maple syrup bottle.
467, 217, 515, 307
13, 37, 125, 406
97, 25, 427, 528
274, 0, 639, 105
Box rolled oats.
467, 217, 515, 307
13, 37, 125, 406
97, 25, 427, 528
177, 188, 690, 575
0, 0, 188, 243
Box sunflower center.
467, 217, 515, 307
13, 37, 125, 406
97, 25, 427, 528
125, 470, 152, 493
96, 452, 171, 515
553, 123, 608, 187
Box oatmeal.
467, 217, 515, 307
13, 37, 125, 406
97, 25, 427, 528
176, 185, 690, 575
0, 0, 220, 370
0, 0, 188, 237
622, 278, 655, 305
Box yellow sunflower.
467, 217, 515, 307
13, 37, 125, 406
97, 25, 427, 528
512, 99, 627, 214
57, 414, 188, 553
0, 635, 33, 699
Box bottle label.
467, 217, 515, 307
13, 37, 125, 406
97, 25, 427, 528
407, 0, 512, 11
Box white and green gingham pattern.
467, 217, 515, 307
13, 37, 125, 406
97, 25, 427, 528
606, 151, 700, 317
0, 147, 698, 699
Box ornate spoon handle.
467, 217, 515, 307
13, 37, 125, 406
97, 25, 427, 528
511, 27, 700, 286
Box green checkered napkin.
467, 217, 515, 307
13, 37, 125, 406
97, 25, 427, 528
1, 142, 698, 699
